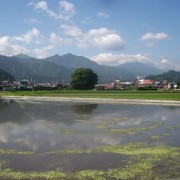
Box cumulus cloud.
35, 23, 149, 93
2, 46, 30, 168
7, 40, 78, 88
86, 28, 126, 50
141, 32, 170, 46
98, 12, 109, 18
60, 25, 126, 51
153, 57, 180, 71
92, 33, 125, 50
30, 0, 75, 20
60, 24, 82, 37
161, 58, 169, 64
90, 53, 148, 66
13, 28, 42, 44
34, 45, 54, 58
59, 1, 75, 13
0, 36, 29, 56
50, 32, 73, 45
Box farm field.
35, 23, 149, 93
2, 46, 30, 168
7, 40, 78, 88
1, 90, 180, 101
0, 99, 180, 179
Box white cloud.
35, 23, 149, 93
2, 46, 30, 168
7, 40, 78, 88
60, 24, 82, 37
161, 58, 169, 64
90, 53, 148, 66
50, 32, 73, 45
141, 32, 170, 41
35, 1, 48, 10
88, 28, 113, 37
0, 36, 29, 56
13, 28, 42, 44
86, 28, 126, 50
27, 18, 41, 24
92, 34, 125, 50
98, 12, 109, 18
141, 32, 170, 46
34, 45, 54, 59
60, 25, 126, 51
0, 36, 9, 47
30, 0, 75, 20
153, 57, 180, 71
59, 1, 75, 13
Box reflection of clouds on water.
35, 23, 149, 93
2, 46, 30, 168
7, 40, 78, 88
0, 100, 180, 152
92, 104, 180, 128
0, 120, 122, 152
161, 116, 168, 121
0, 122, 29, 143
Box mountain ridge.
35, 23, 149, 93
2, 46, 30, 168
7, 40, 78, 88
146, 70, 180, 82
0, 53, 164, 82
0, 68, 14, 81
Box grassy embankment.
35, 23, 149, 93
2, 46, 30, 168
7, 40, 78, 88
0, 90, 180, 101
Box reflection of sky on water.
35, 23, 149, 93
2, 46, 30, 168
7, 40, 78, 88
0, 99, 180, 153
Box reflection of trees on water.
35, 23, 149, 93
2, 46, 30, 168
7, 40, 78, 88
0, 99, 32, 124
0, 99, 13, 109
71, 104, 98, 115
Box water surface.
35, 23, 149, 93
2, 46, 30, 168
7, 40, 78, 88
0, 99, 179, 179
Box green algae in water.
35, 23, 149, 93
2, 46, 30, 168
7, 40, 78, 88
109, 121, 165, 135
96, 117, 128, 129
0, 149, 34, 155
0, 143, 180, 180
166, 124, 180, 130
151, 133, 170, 139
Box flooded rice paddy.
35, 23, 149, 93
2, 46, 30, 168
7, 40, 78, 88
0, 98, 180, 179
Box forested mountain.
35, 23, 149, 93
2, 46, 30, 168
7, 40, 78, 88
0, 68, 14, 81
0, 55, 72, 82
117, 62, 163, 77
146, 70, 180, 82
0, 53, 163, 83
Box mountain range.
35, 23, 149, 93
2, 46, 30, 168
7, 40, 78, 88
0, 53, 163, 83
146, 70, 180, 82
0, 68, 14, 81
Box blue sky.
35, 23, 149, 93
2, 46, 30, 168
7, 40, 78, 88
0, 0, 179, 70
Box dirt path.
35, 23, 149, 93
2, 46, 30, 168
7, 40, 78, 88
1, 96, 180, 106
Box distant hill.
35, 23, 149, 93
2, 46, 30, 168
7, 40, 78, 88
0, 68, 14, 81
0, 53, 165, 83
45, 53, 98, 69
146, 70, 180, 82
13, 53, 34, 59
44, 53, 163, 82
0, 55, 72, 82
117, 62, 163, 77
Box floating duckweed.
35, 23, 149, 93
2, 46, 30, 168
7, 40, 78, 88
96, 117, 128, 129
0, 149, 34, 155
0, 143, 179, 179
166, 124, 180, 130
46, 142, 178, 156
0, 169, 67, 180
151, 133, 170, 139
110, 122, 165, 135
75, 170, 105, 180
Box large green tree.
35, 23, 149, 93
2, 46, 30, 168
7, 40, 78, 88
71, 68, 98, 90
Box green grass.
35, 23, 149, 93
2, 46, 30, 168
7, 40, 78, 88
1, 90, 180, 100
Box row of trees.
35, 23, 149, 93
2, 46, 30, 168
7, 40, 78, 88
71, 68, 98, 90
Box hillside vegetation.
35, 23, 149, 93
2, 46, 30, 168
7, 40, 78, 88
0, 69, 14, 81
0, 53, 162, 82
146, 70, 180, 82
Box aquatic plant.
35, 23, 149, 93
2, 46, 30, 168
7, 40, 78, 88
0, 142, 179, 179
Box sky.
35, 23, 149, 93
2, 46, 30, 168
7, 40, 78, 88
0, 0, 180, 70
